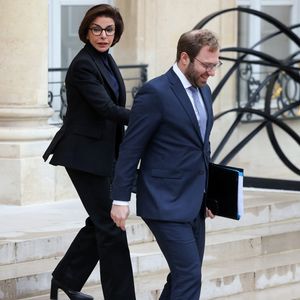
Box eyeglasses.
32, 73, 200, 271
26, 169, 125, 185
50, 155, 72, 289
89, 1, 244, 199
89, 25, 115, 36
193, 57, 222, 72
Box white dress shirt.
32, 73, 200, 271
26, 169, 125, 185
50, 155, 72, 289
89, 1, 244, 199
172, 63, 206, 125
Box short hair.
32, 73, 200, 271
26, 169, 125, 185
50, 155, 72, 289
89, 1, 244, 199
176, 29, 220, 62
78, 4, 124, 47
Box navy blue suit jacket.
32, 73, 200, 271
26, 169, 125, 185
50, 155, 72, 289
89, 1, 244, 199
112, 68, 214, 222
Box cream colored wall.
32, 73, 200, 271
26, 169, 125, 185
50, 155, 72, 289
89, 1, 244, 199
221, 121, 300, 180
0, 1, 47, 106
0, 0, 77, 204
116, 0, 236, 79
115, 0, 300, 181
0, 0, 298, 206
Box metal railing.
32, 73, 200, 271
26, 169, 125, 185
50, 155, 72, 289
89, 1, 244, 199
238, 64, 300, 122
194, 6, 300, 189
48, 64, 148, 125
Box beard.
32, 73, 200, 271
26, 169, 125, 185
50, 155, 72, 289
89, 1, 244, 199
184, 63, 206, 88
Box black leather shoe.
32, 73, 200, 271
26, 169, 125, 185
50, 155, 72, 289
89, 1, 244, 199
50, 278, 93, 300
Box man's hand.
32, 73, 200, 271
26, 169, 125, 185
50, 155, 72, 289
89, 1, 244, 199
110, 205, 130, 231
206, 207, 215, 219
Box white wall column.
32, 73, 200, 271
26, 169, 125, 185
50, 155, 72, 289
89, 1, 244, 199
0, 0, 64, 205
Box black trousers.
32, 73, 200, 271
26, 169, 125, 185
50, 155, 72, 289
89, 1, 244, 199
52, 168, 136, 300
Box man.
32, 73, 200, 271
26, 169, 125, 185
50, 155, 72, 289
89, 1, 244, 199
111, 29, 220, 299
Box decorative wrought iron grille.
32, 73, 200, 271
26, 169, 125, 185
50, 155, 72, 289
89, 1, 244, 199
194, 7, 300, 189
48, 64, 148, 125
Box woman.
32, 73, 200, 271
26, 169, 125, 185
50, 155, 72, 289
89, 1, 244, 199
43, 4, 135, 300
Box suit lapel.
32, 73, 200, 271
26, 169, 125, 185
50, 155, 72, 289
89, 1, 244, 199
107, 54, 126, 106
167, 69, 202, 142
85, 44, 124, 104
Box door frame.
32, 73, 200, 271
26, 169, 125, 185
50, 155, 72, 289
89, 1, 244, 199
48, 0, 113, 68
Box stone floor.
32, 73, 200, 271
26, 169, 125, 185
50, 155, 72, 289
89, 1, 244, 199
1, 188, 300, 299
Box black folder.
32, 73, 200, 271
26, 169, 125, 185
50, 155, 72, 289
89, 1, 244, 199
206, 163, 244, 220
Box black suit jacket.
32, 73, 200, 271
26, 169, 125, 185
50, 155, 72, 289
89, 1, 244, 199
43, 42, 130, 176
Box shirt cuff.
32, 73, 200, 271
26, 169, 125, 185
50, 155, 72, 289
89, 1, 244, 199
113, 200, 130, 206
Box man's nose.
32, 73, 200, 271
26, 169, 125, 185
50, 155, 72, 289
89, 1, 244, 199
207, 68, 216, 76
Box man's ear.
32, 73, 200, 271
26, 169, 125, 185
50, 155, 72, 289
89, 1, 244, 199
180, 52, 190, 66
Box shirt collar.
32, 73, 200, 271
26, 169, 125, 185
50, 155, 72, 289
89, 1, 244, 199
172, 63, 193, 90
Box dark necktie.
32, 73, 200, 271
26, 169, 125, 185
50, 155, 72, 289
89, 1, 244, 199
189, 86, 207, 140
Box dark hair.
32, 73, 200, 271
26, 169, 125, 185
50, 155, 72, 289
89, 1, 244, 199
78, 4, 124, 46
176, 29, 220, 62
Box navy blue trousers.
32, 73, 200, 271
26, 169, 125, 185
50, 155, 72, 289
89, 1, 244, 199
144, 213, 206, 300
